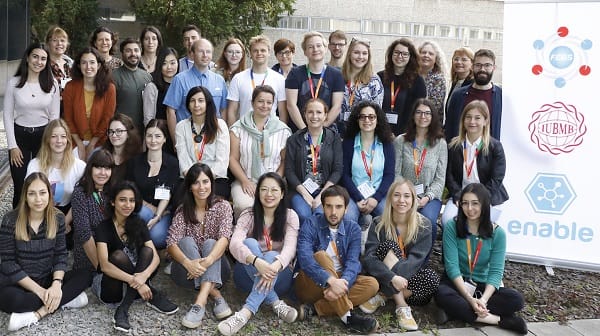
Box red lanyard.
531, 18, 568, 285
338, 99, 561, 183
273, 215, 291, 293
463, 140, 482, 178
466, 237, 483, 275
361, 140, 376, 180
412, 141, 428, 179
347, 80, 361, 107
308, 132, 322, 176
194, 136, 207, 161
263, 227, 272, 251
250, 69, 268, 89
307, 66, 326, 98
390, 81, 401, 110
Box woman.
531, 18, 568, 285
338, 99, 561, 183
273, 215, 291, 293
63, 47, 116, 161
378, 38, 426, 136
445, 47, 474, 119
441, 100, 508, 227
95, 180, 178, 332
285, 98, 343, 224
394, 98, 447, 246
361, 179, 440, 331
219, 172, 299, 335
0, 173, 89, 332
342, 101, 395, 225
214, 38, 246, 86
176, 86, 230, 198
339, 37, 383, 135
102, 113, 142, 183
139, 26, 163, 73
271, 38, 297, 79
90, 26, 122, 70
229, 85, 291, 218
71, 149, 114, 276
166, 163, 233, 329
435, 183, 527, 334
418, 41, 448, 120
45, 26, 73, 94
26, 119, 86, 240
4, 42, 60, 208
126, 119, 179, 249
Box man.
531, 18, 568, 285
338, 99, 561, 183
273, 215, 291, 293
112, 37, 152, 132
285, 31, 345, 133
164, 38, 227, 144
179, 24, 201, 73
295, 185, 379, 334
226, 35, 287, 126
327, 30, 347, 69
445, 48, 502, 141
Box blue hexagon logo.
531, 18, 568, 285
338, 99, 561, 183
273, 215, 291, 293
525, 173, 576, 215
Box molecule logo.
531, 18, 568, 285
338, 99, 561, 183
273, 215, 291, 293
528, 101, 586, 155
525, 173, 576, 215
532, 26, 592, 88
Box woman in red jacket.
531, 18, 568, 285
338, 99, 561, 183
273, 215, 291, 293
63, 47, 116, 161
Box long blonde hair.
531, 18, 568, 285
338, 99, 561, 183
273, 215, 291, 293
15, 173, 59, 241
449, 100, 491, 156
375, 178, 426, 245
36, 119, 76, 179
342, 39, 374, 85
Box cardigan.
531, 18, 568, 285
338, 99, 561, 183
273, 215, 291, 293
63, 79, 116, 146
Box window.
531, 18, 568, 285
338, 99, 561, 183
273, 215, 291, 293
455, 27, 465, 40
412, 24, 421, 36
332, 19, 361, 33
440, 25, 451, 38
389, 22, 410, 35
469, 28, 480, 40
364, 20, 385, 34
483, 31, 493, 40
311, 18, 331, 31
276, 16, 308, 30
423, 24, 435, 37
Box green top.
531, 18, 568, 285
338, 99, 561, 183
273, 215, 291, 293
443, 219, 506, 289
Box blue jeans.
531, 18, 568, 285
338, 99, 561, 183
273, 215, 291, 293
290, 193, 323, 225
418, 198, 442, 243
345, 197, 386, 224
139, 205, 172, 249
171, 237, 224, 289
232, 238, 294, 314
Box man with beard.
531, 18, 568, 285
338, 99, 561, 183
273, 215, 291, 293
295, 185, 379, 334
444, 49, 502, 141
327, 30, 347, 69
112, 37, 152, 132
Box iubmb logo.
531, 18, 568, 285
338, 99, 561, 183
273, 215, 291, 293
528, 101, 586, 155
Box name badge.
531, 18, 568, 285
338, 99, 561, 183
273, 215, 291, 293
154, 185, 171, 200
414, 184, 425, 196
343, 111, 351, 121
386, 113, 398, 124
60, 78, 72, 89
357, 181, 375, 199
302, 177, 320, 195
463, 280, 476, 297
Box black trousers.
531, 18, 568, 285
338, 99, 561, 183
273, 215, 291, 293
10, 123, 46, 208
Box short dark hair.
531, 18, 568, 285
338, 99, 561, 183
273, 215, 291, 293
273, 38, 295, 54
251, 85, 276, 102
182, 24, 201, 36
329, 30, 347, 43
78, 149, 114, 196
455, 183, 494, 239
119, 37, 140, 54
474, 49, 496, 64
321, 185, 349, 206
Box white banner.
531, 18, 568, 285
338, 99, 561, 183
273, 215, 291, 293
501, 1, 599, 271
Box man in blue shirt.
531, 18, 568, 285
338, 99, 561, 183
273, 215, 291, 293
164, 38, 227, 145
295, 185, 379, 334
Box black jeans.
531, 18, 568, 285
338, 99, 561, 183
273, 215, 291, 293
10, 123, 46, 208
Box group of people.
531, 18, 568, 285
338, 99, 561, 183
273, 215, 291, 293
1, 23, 524, 335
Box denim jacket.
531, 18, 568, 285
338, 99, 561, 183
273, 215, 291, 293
296, 213, 362, 288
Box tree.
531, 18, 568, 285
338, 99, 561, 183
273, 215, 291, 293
30, 0, 99, 55
130, 0, 294, 53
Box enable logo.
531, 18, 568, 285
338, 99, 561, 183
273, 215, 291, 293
525, 173, 576, 215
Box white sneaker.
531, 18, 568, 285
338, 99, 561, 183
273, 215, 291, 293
163, 261, 173, 275
62, 292, 89, 309
8, 312, 39, 331
217, 311, 248, 336
359, 293, 386, 314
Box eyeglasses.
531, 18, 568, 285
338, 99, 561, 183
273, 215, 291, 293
473, 63, 494, 70
259, 187, 282, 195
225, 50, 242, 56
358, 114, 377, 121
277, 50, 292, 57
329, 43, 346, 48
351, 37, 370, 47
107, 129, 127, 137
415, 110, 432, 117
392, 51, 410, 58
460, 200, 481, 208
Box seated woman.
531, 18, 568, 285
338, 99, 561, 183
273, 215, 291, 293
435, 183, 527, 335
26, 118, 86, 245
94, 180, 178, 332
71, 149, 114, 277
176, 86, 230, 198
103, 113, 142, 183
441, 100, 508, 227
218, 172, 300, 335
285, 98, 342, 224
342, 101, 395, 225
166, 163, 233, 329
0, 173, 89, 332
126, 119, 179, 250
229, 85, 291, 218
361, 178, 439, 331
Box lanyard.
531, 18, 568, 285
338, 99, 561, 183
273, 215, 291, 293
360, 138, 377, 180
250, 69, 268, 89
396, 228, 406, 259
347, 80, 361, 107
307, 66, 326, 98
463, 140, 483, 178
390, 80, 402, 110
263, 227, 272, 251
194, 137, 207, 161
92, 191, 104, 213
308, 132, 323, 176
466, 237, 483, 277
412, 140, 428, 179
330, 238, 342, 264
